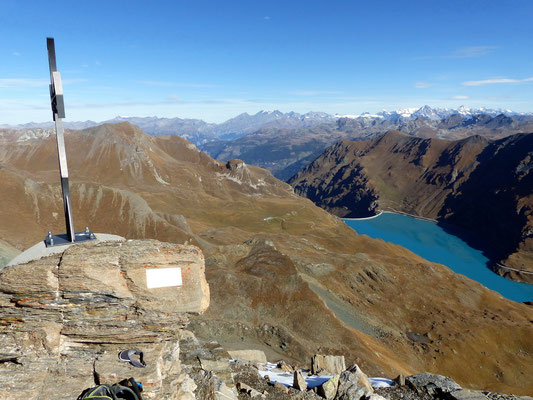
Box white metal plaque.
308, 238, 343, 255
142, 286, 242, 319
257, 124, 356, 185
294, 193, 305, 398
146, 267, 182, 289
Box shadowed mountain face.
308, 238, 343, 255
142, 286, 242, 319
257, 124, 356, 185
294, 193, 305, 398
1, 123, 533, 394
289, 131, 533, 281
440, 133, 533, 277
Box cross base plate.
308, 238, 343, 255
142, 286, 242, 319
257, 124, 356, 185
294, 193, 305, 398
44, 230, 97, 248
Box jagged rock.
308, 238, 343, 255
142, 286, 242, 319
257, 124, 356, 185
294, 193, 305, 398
237, 381, 253, 392
227, 349, 267, 364
249, 389, 265, 399
311, 355, 346, 375
274, 381, 289, 394
199, 357, 230, 372
212, 374, 238, 400
278, 360, 294, 372
236, 382, 265, 398
447, 389, 489, 400
173, 373, 197, 400
293, 370, 308, 391
395, 374, 406, 386
317, 375, 340, 399
0, 239, 209, 399
367, 395, 387, 400
406, 372, 462, 395
335, 364, 373, 400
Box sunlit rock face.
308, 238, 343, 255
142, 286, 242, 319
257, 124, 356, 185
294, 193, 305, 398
0, 239, 209, 399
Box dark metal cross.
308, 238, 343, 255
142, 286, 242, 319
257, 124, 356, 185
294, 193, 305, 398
45, 37, 95, 247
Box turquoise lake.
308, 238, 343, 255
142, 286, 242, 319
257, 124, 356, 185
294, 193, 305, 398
344, 212, 533, 303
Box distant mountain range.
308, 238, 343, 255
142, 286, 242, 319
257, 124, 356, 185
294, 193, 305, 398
201, 109, 533, 180
338, 105, 528, 121
3, 106, 533, 184
0, 110, 337, 146
2, 106, 532, 146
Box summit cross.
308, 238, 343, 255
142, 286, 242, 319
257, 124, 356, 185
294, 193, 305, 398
45, 37, 95, 247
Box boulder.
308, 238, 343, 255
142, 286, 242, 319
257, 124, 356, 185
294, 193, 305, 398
334, 364, 373, 400
447, 389, 489, 400
317, 375, 339, 399
227, 349, 267, 364
212, 374, 238, 400
273, 381, 289, 394
0, 239, 209, 399
367, 395, 388, 400
236, 382, 264, 398
237, 382, 254, 393
311, 355, 346, 375
406, 372, 462, 395
199, 357, 230, 372
278, 360, 294, 372
293, 369, 308, 391
395, 373, 405, 386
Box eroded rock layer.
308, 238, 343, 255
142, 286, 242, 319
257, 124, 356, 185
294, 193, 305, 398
0, 239, 209, 399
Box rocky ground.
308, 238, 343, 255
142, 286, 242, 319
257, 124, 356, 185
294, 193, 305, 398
178, 329, 533, 400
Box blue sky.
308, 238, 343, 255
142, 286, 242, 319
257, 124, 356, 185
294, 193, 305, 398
1, 0, 532, 124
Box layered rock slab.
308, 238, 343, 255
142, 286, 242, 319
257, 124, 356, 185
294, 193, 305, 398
0, 239, 209, 399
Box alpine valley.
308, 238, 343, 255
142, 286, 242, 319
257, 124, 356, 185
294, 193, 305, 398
1, 114, 532, 396
289, 131, 533, 283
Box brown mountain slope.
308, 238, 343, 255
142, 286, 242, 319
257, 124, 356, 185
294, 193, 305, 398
289, 131, 533, 281
0, 123, 532, 394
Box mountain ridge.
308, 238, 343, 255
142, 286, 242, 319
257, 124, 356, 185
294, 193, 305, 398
3, 105, 532, 147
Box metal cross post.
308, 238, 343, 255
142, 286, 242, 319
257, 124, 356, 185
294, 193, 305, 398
44, 37, 96, 247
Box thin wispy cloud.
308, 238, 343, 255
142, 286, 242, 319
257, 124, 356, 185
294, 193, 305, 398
63, 78, 89, 85
463, 77, 533, 86
452, 95, 469, 100
288, 90, 343, 96
0, 78, 48, 88
414, 82, 433, 89
138, 80, 220, 88
0, 77, 87, 89
414, 45, 498, 60
264, 16, 271, 20
68, 97, 256, 109
12, 52, 21, 56
447, 46, 498, 58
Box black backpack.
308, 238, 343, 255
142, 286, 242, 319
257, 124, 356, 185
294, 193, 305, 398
77, 378, 143, 400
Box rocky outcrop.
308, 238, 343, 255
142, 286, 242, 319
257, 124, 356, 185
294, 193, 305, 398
405, 372, 462, 395
228, 349, 267, 364
335, 364, 374, 400
0, 239, 209, 399
311, 355, 346, 375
